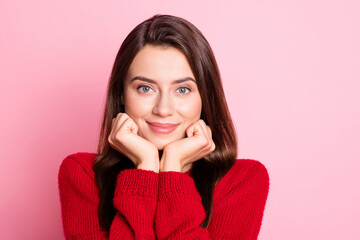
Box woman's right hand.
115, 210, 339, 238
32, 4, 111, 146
108, 113, 159, 172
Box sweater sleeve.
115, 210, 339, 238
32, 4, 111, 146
58, 155, 158, 240
110, 169, 158, 239
154, 161, 269, 240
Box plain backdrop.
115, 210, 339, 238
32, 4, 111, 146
1, 0, 359, 239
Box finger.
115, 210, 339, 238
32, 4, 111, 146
109, 116, 120, 143
112, 113, 132, 135
112, 112, 124, 125
211, 141, 216, 152
197, 120, 212, 144
111, 113, 123, 133
197, 120, 209, 136
109, 113, 129, 144
120, 117, 139, 134
187, 121, 206, 138
115, 113, 129, 127
194, 122, 212, 150
199, 120, 211, 136
110, 113, 125, 137
197, 121, 215, 152
185, 122, 197, 137
206, 126, 213, 144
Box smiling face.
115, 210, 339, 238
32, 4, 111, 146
122, 44, 202, 150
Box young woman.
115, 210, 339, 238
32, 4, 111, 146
58, 14, 269, 239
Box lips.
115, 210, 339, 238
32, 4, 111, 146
147, 122, 179, 134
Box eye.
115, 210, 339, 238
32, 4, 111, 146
137, 85, 153, 93
176, 87, 190, 94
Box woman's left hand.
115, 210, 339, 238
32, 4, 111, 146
159, 119, 216, 172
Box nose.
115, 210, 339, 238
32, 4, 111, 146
152, 92, 175, 117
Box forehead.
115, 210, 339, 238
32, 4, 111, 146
127, 45, 195, 81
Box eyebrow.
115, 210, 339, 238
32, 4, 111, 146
130, 76, 196, 84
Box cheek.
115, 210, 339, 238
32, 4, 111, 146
178, 97, 202, 121
124, 94, 153, 119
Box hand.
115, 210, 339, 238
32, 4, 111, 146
159, 119, 216, 172
108, 113, 159, 172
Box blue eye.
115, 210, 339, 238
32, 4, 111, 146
177, 87, 190, 94
138, 85, 152, 93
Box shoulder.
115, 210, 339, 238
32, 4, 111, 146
58, 152, 98, 184
214, 159, 270, 199
232, 159, 269, 182
58, 152, 100, 212
221, 159, 269, 185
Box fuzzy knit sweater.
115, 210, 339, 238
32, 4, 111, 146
58, 152, 269, 239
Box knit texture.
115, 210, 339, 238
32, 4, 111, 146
58, 152, 269, 239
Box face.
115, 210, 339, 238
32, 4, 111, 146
122, 44, 202, 150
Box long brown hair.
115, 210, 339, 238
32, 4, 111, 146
93, 14, 237, 234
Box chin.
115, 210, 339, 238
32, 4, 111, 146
152, 138, 178, 150
156, 145, 165, 150
154, 141, 168, 150
142, 133, 184, 150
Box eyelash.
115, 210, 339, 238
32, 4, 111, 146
137, 85, 191, 94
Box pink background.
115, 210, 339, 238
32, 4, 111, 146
1, 0, 359, 239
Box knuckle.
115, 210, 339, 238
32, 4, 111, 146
124, 117, 132, 124
107, 135, 112, 144
114, 133, 123, 143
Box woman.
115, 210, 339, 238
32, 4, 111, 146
58, 14, 269, 239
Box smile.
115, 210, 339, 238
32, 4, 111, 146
147, 122, 179, 134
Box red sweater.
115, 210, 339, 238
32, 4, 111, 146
58, 152, 269, 239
